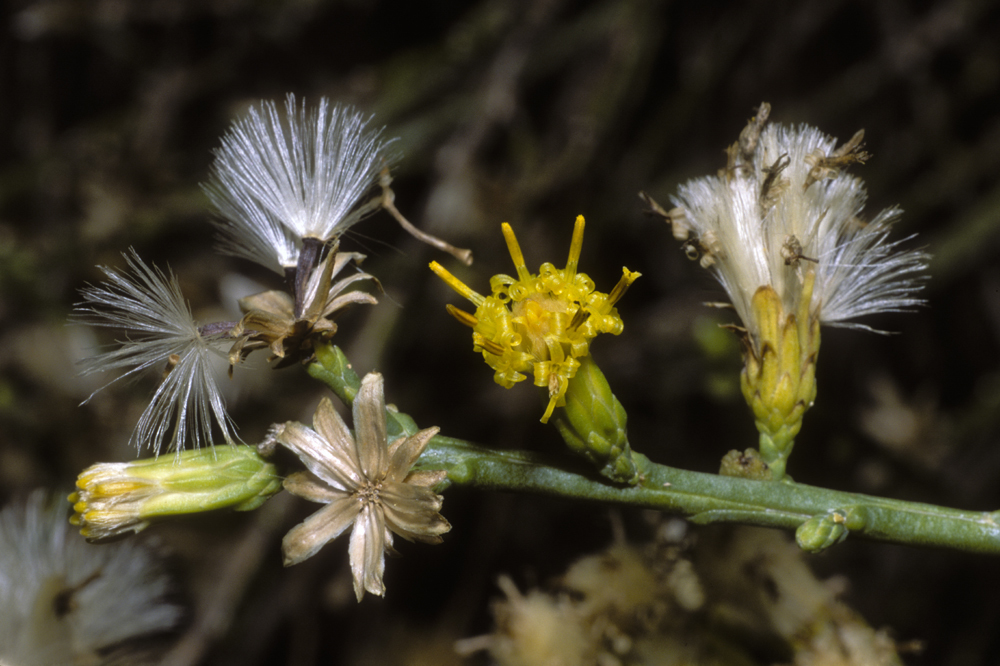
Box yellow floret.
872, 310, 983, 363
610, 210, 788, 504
430, 215, 639, 422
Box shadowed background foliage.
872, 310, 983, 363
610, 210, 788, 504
3, 0, 1000, 664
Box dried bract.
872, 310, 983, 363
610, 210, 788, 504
226, 245, 378, 368
274, 373, 450, 601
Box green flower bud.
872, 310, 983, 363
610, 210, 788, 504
795, 506, 869, 553
69, 445, 281, 540
552, 355, 640, 485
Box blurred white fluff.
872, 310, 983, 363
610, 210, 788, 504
671, 122, 929, 337
75, 249, 236, 454
0, 491, 182, 665
204, 94, 396, 273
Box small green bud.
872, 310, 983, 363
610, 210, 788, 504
795, 506, 868, 553
719, 448, 772, 481
69, 445, 281, 540
552, 355, 640, 485
310, 343, 362, 406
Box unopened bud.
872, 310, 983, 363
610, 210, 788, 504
69, 445, 281, 540
795, 506, 868, 553
552, 355, 641, 485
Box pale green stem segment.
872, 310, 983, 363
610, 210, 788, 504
310, 344, 1000, 556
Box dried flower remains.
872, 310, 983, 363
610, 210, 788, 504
272, 372, 450, 601
75, 96, 393, 454
663, 102, 928, 341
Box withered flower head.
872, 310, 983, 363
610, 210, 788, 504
226, 244, 378, 368
273, 372, 450, 601
667, 102, 928, 342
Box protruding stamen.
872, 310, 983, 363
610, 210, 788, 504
565, 215, 586, 277
472, 333, 505, 357
607, 268, 641, 307
568, 308, 590, 331
501, 223, 532, 282
430, 262, 485, 306
541, 383, 559, 422
445, 304, 479, 329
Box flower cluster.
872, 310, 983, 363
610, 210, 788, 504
431, 215, 640, 422
76, 95, 390, 454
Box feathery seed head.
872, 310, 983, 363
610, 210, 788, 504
74, 249, 237, 455
658, 103, 929, 478
204, 94, 397, 273
0, 491, 182, 665
667, 103, 928, 344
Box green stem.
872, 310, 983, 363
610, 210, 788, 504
418, 437, 1000, 554
309, 343, 1000, 555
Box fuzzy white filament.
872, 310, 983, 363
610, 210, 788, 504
204, 94, 396, 273
0, 491, 181, 665
671, 123, 928, 337
75, 249, 236, 454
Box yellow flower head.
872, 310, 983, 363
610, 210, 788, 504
431, 215, 639, 422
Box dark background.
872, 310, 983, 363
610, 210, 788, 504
3, 0, 1000, 663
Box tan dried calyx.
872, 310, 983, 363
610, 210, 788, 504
226, 242, 378, 368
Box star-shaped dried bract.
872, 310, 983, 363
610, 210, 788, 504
274, 372, 450, 601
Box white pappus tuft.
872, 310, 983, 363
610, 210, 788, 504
74, 249, 237, 454
203, 94, 397, 273
670, 120, 929, 338
0, 491, 182, 665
